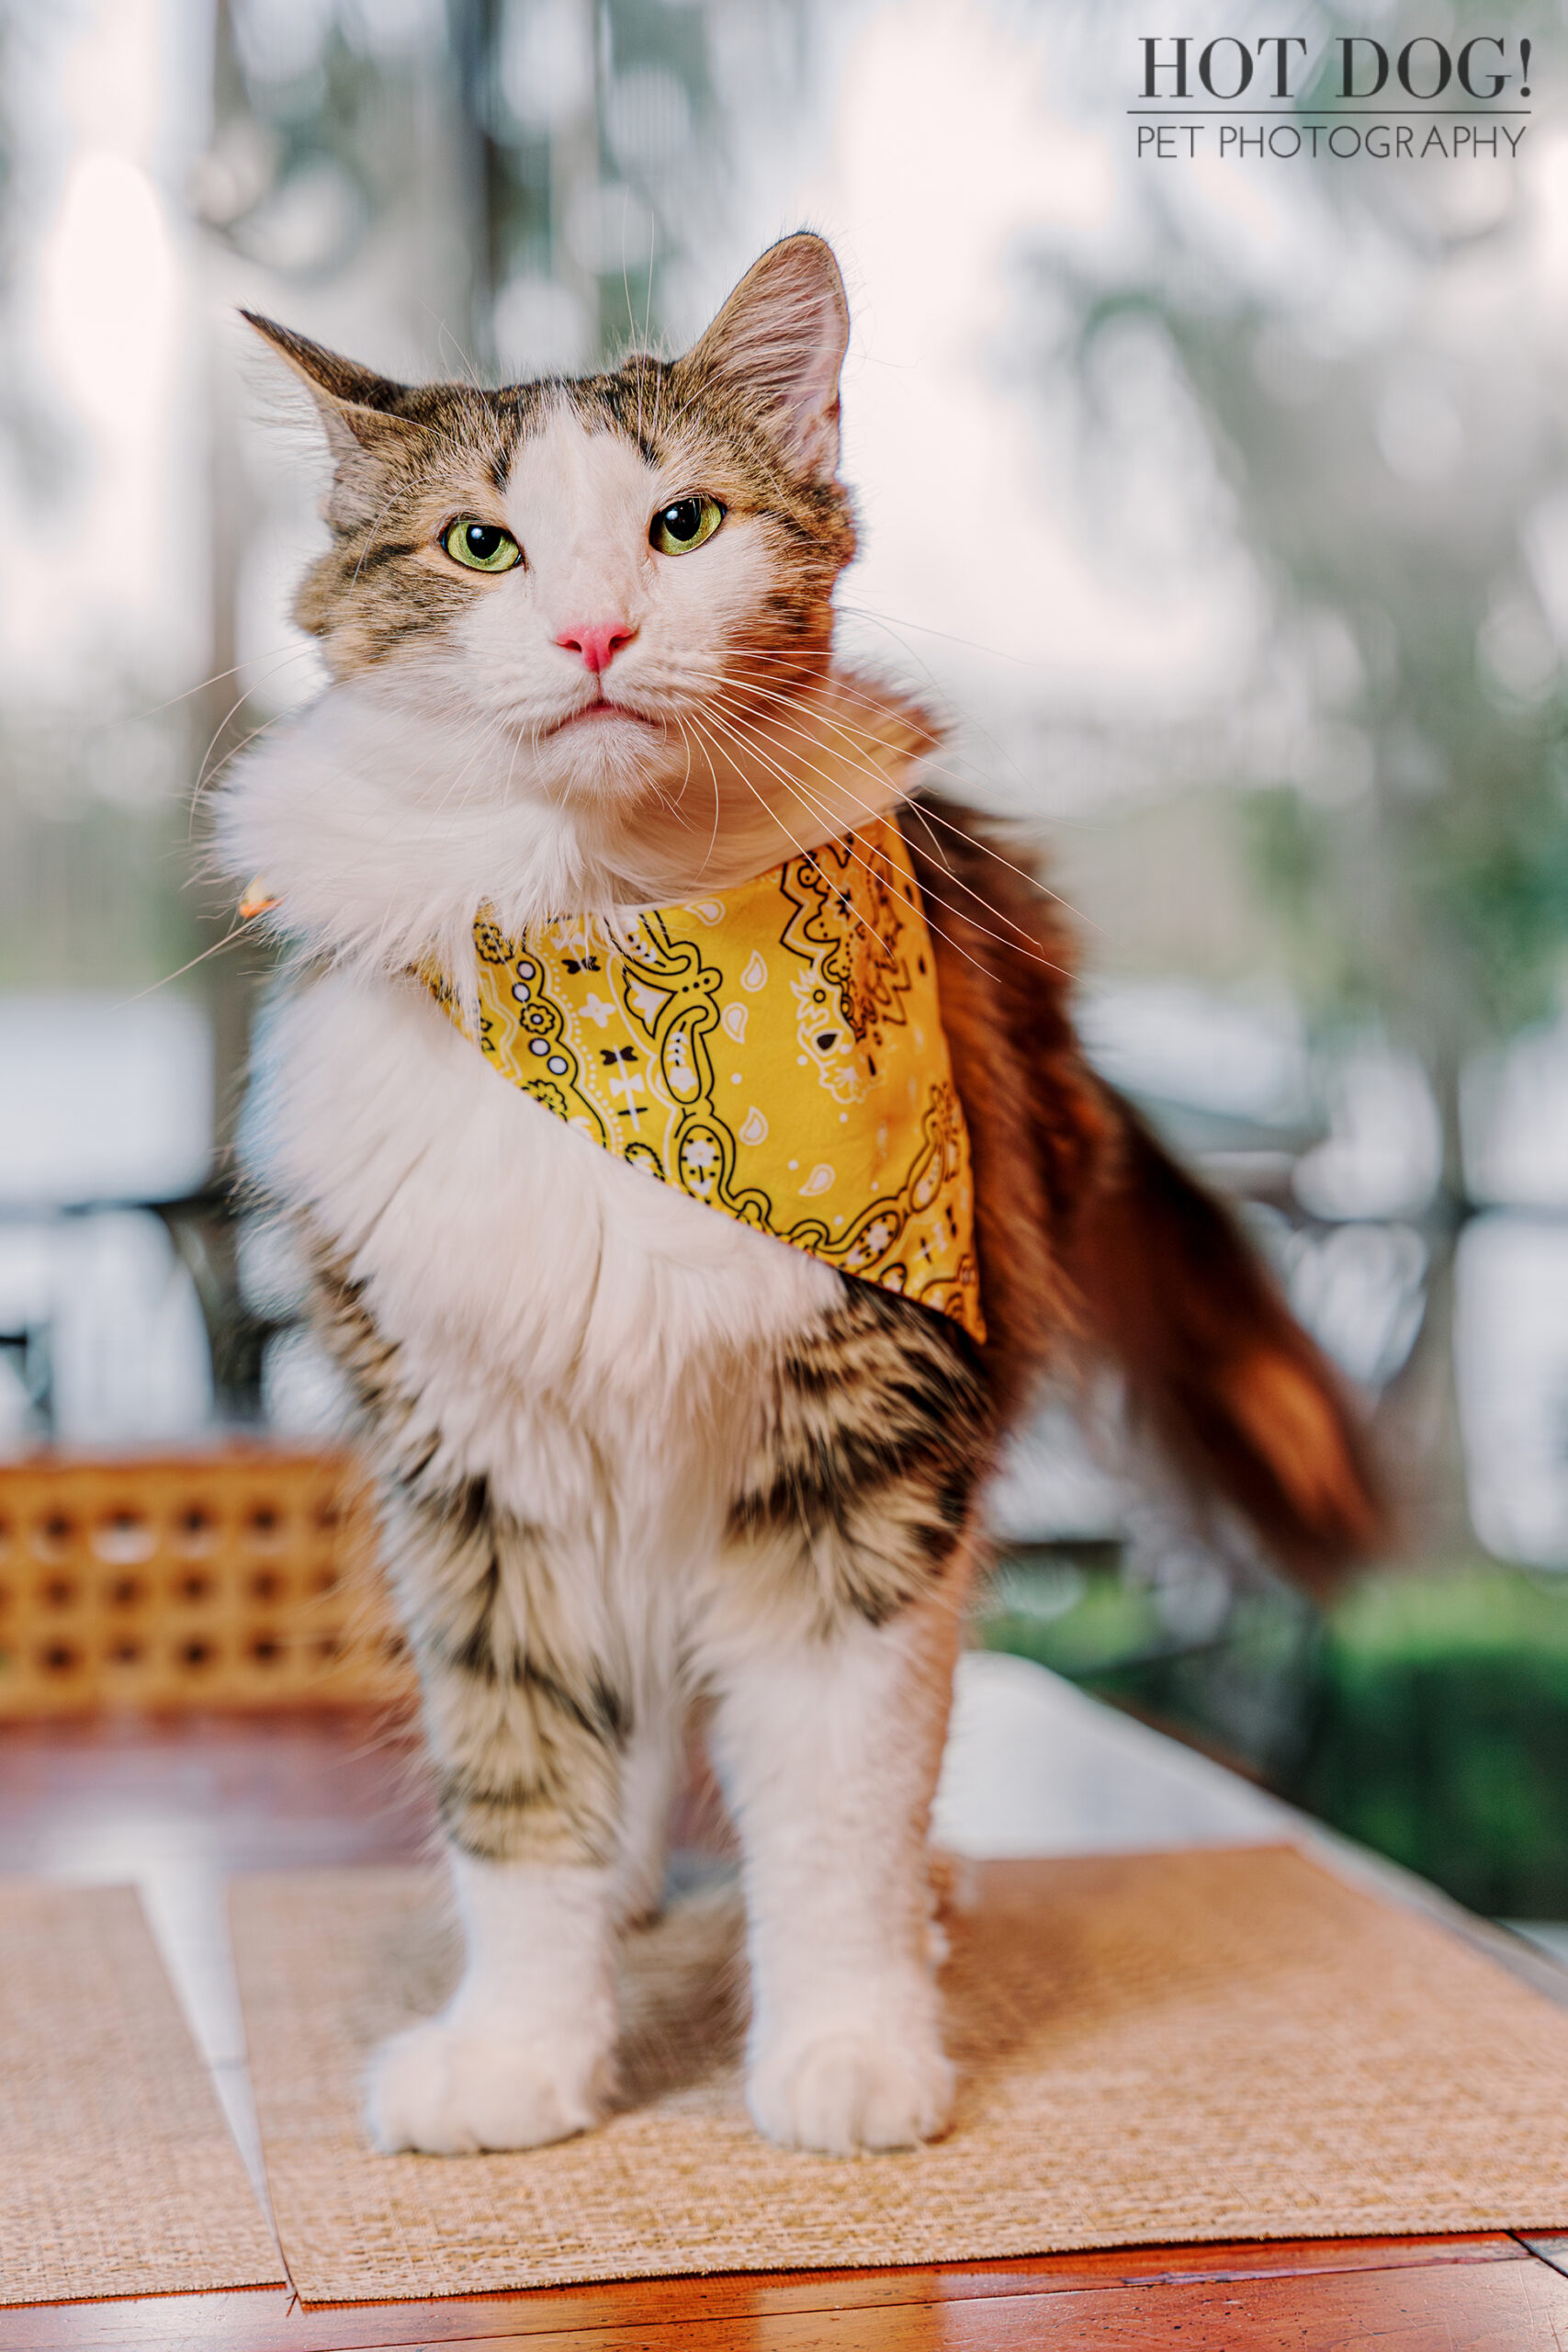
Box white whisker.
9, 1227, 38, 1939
704, 690, 1072, 978
680, 704, 897, 970
712, 660, 1096, 927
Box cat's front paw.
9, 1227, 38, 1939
367, 2015, 615, 2154
748, 2020, 954, 2156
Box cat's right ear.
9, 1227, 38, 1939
681, 234, 851, 484
241, 312, 416, 472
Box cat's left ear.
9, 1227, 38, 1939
241, 312, 418, 464
682, 233, 850, 484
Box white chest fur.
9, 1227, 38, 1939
248, 967, 840, 1550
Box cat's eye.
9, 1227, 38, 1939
649, 496, 724, 557
442, 517, 522, 573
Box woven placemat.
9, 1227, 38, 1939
0, 1882, 283, 2305
233, 1843, 1568, 2303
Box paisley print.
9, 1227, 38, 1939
425, 818, 984, 1342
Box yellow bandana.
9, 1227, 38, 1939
423, 818, 984, 1343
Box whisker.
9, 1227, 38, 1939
707, 672, 1069, 922
128, 644, 319, 727
641, 209, 658, 382
186, 647, 330, 820
709, 661, 1098, 927
189, 649, 320, 815
679, 714, 721, 873
840, 600, 1059, 674
420, 308, 486, 393
897, 792, 1098, 933
497, 714, 523, 815
693, 696, 1039, 994
694, 707, 1032, 997
187, 711, 289, 842
620, 192, 637, 424
110, 918, 262, 1012
679, 706, 897, 971
705, 653, 993, 790
833, 604, 1045, 808
705, 691, 1072, 979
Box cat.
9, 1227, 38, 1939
218, 232, 1380, 2158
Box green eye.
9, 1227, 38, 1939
442, 517, 522, 572
649, 495, 724, 557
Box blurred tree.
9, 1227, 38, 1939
190, 0, 820, 1142
1026, 0, 1568, 1546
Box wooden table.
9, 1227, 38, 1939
5, 1713, 1568, 2350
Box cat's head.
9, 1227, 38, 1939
245, 233, 857, 810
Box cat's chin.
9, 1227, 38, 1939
529, 712, 684, 808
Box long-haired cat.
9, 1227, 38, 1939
220, 233, 1380, 2157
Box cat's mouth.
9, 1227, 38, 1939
549, 698, 659, 736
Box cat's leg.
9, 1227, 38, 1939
712, 1282, 992, 2155
366, 1478, 629, 2155
712, 1590, 965, 2155
611, 1697, 686, 1928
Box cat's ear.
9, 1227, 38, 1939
241, 312, 416, 466
682, 234, 850, 483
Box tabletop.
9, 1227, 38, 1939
4, 1668, 1568, 2348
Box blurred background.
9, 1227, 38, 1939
4, 0, 1568, 1921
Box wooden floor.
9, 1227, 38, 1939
5, 1713, 1568, 2349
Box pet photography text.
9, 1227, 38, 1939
1133, 30, 1533, 159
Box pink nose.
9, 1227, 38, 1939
555, 619, 637, 675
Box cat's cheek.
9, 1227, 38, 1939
657, 520, 795, 658
439, 585, 558, 707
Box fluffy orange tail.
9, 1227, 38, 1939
904, 793, 1385, 1595
1066, 1098, 1385, 1593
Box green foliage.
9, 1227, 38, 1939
978, 1550, 1163, 1679
1300, 1566, 1568, 1916
977, 1552, 1320, 1787
977, 1554, 1568, 1918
